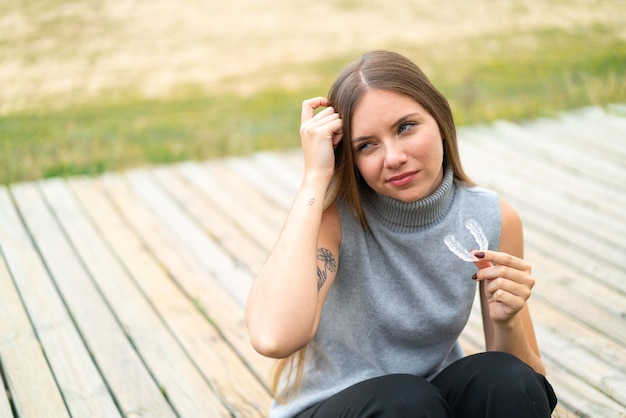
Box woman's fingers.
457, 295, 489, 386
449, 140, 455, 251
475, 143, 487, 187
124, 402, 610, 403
484, 276, 532, 301
301, 97, 331, 124
473, 258, 535, 294
486, 287, 527, 314
311, 109, 341, 128
299, 98, 343, 180
479, 265, 534, 287
300, 98, 343, 147
473, 250, 531, 275
472, 250, 535, 321
300, 112, 342, 140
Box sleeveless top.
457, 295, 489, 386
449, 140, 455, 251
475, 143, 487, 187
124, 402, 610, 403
270, 168, 502, 418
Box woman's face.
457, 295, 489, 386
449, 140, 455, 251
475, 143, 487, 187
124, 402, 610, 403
350, 89, 445, 202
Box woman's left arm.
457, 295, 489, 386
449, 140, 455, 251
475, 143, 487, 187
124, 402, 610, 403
475, 198, 546, 375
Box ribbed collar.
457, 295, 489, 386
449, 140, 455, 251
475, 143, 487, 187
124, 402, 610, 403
362, 167, 455, 232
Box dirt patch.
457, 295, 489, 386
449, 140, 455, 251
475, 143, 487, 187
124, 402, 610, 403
0, 0, 623, 114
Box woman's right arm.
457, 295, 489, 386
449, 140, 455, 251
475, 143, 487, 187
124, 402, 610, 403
245, 98, 343, 359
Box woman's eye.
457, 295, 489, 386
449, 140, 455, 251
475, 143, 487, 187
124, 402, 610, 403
398, 122, 416, 135
357, 142, 372, 152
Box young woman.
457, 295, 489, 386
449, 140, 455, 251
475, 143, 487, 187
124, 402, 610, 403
246, 50, 557, 417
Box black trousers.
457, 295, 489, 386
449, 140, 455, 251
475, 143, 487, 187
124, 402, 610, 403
295, 352, 557, 418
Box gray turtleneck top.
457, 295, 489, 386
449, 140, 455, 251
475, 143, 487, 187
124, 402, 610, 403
270, 168, 502, 418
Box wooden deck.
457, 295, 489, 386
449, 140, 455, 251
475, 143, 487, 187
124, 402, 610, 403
0, 105, 625, 418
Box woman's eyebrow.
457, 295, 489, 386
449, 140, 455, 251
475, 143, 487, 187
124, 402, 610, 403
351, 134, 374, 144
351, 112, 422, 143
391, 112, 421, 129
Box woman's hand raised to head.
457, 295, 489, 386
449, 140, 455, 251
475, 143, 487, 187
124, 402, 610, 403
300, 97, 343, 184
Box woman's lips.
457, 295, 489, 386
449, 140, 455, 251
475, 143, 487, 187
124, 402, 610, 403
387, 171, 417, 187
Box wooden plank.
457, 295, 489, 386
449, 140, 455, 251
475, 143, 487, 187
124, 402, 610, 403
176, 161, 279, 250
125, 168, 253, 306
224, 156, 296, 209
273, 148, 305, 173
535, 325, 626, 417
205, 159, 286, 232
70, 176, 271, 417
458, 127, 626, 228
208, 160, 296, 247
458, 127, 626, 220
168, 164, 276, 248
253, 151, 302, 194
530, 296, 625, 375
522, 218, 622, 295
556, 108, 626, 161
0, 356, 11, 418
532, 118, 626, 166
38, 178, 188, 417
543, 365, 609, 418
463, 155, 626, 255
152, 165, 269, 278
0, 229, 68, 418
46, 177, 248, 416
528, 249, 626, 347
0, 186, 75, 418
535, 320, 626, 407
517, 232, 623, 342
589, 106, 626, 147
490, 120, 626, 189
100, 173, 274, 386
552, 403, 580, 418
207, 161, 299, 235
464, 155, 626, 241
10, 182, 123, 417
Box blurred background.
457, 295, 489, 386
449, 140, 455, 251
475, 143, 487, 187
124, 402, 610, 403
1, 0, 625, 184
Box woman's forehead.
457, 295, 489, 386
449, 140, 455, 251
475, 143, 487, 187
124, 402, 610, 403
351, 90, 429, 131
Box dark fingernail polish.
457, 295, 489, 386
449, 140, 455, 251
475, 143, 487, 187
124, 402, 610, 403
471, 273, 478, 280
474, 252, 485, 259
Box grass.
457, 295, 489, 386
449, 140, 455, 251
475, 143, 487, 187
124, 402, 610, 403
0, 89, 313, 183
1, 25, 625, 184
432, 25, 626, 125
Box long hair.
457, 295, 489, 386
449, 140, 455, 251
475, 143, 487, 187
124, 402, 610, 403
272, 50, 474, 401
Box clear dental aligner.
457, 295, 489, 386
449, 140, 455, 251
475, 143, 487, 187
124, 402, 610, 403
444, 219, 489, 262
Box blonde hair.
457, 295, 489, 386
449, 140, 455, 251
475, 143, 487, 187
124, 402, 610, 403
272, 50, 474, 401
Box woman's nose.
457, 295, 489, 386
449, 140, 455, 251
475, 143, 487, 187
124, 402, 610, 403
383, 142, 408, 168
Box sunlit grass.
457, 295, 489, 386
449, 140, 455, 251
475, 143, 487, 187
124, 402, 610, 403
427, 26, 626, 124
0, 90, 309, 182
1, 25, 624, 184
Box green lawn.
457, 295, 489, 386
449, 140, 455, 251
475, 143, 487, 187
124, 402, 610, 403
1, 25, 625, 184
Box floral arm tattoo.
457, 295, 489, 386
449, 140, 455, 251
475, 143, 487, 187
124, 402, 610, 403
316, 247, 337, 291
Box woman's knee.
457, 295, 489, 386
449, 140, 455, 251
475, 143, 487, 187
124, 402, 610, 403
433, 352, 556, 417
465, 351, 538, 384
367, 374, 451, 416
303, 374, 452, 418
